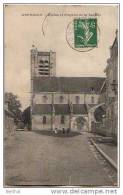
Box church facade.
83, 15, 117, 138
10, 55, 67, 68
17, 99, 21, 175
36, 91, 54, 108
31, 47, 105, 131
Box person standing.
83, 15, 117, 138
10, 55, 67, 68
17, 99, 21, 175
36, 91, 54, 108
62, 128, 65, 134
54, 128, 57, 134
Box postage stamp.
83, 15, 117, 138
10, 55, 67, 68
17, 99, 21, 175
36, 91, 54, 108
74, 18, 97, 48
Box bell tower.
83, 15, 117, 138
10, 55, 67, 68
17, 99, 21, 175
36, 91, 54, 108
31, 45, 56, 78
30, 46, 56, 130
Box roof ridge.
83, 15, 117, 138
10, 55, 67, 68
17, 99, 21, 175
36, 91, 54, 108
33, 77, 105, 93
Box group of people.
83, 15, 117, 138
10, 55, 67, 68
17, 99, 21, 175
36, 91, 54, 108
53, 128, 70, 135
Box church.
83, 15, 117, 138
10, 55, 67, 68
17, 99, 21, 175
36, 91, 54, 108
31, 47, 105, 131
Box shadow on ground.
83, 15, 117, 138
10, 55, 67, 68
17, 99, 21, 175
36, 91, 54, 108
90, 136, 116, 146
33, 130, 81, 137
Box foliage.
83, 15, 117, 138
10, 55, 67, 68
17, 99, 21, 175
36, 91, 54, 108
94, 106, 106, 122
5, 92, 22, 122
75, 117, 86, 130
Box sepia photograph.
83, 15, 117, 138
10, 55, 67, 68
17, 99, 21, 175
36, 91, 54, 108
4, 4, 119, 187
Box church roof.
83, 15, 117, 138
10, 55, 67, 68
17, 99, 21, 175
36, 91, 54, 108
32, 104, 52, 114
73, 104, 87, 115
54, 104, 70, 114
33, 77, 105, 93
32, 104, 88, 115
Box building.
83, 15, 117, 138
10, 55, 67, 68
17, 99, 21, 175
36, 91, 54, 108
31, 46, 105, 131
31, 47, 56, 77
88, 80, 106, 134
104, 30, 118, 141
89, 31, 118, 141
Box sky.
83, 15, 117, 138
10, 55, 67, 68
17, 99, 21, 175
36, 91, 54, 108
4, 4, 118, 110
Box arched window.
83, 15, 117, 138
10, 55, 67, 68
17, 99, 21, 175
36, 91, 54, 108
43, 116, 46, 124
44, 60, 49, 64
39, 65, 43, 68
42, 95, 48, 103
91, 96, 95, 104
59, 96, 64, 103
39, 60, 44, 64
75, 96, 80, 104
61, 115, 65, 124
90, 87, 95, 93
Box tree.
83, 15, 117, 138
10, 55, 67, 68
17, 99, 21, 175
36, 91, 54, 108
94, 106, 106, 122
75, 116, 86, 130
5, 92, 22, 122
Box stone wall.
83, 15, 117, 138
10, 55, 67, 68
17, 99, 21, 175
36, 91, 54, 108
32, 114, 70, 130
33, 92, 99, 105
4, 115, 16, 139
54, 115, 70, 130
32, 114, 52, 130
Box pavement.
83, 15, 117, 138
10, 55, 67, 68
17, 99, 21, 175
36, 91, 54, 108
4, 130, 117, 187
96, 143, 117, 165
88, 133, 117, 166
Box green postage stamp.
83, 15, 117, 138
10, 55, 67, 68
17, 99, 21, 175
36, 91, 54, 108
74, 18, 97, 48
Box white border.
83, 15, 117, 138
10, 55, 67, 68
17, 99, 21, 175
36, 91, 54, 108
0, 1, 122, 195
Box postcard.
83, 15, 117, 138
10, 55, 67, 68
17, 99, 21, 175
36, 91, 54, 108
4, 4, 119, 188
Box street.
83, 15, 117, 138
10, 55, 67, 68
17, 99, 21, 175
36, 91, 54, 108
5, 130, 115, 186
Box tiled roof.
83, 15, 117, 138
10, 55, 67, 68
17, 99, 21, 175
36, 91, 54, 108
73, 104, 87, 115
54, 104, 70, 114
32, 104, 88, 115
32, 104, 52, 114
33, 77, 105, 93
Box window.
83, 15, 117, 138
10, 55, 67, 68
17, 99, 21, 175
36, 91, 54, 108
39, 65, 44, 68
39, 69, 49, 72
91, 96, 95, 104
90, 87, 95, 93
75, 96, 80, 104
45, 60, 49, 64
43, 116, 46, 124
39, 60, 44, 64
59, 96, 64, 103
43, 95, 48, 103
61, 115, 65, 124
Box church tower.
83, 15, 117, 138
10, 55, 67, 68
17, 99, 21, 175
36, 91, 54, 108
30, 46, 56, 130
31, 45, 56, 78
